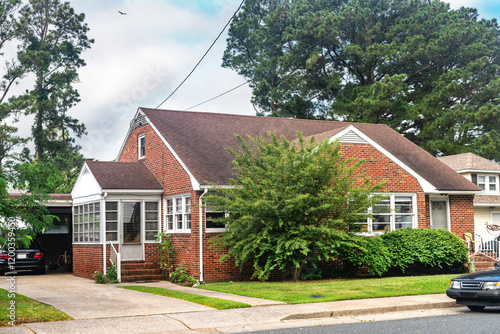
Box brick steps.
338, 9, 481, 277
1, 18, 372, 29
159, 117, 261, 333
120, 261, 164, 282
470, 253, 498, 272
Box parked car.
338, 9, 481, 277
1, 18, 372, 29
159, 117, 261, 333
0, 239, 46, 275
446, 266, 500, 311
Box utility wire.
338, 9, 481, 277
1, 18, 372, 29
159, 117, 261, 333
184, 2, 385, 111
155, 0, 245, 109
184, 80, 250, 111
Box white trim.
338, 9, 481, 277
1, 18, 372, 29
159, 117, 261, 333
475, 203, 500, 207
138, 133, 146, 159
103, 189, 164, 195
457, 169, 500, 174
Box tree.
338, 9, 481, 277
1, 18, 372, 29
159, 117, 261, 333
0, 161, 58, 248
14, 0, 92, 162
223, 0, 500, 161
206, 132, 384, 281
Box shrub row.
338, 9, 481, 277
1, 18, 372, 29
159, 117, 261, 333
340, 228, 469, 277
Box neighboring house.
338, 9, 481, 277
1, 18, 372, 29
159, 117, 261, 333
71, 108, 481, 282
438, 153, 500, 244
6, 193, 73, 270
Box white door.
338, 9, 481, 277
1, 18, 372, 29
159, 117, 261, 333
121, 201, 143, 261
431, 200, 449, 230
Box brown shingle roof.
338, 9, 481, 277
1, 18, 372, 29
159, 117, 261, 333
474, 195, 500, 205
86, 161, 163, 190
437, 153, 500, 172
140, 108, 480, 192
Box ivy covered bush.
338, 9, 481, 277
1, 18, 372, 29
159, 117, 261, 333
380, 228, 469, 275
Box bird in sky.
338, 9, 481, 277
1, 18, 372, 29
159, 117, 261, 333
118, 11, 127, 15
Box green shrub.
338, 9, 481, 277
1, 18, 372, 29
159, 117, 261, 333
156, 232, 176, 278
170, 262, 197, 286
339, 235, 392, 276
381, 228, 468, 274
93, 261, 119, 284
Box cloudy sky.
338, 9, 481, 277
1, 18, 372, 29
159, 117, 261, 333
10, 0, 500, 161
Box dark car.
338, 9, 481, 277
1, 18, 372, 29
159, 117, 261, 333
446, 267, 500, 311
0, 239, 46, 275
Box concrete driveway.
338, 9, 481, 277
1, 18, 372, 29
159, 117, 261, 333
0, 272, 212, 320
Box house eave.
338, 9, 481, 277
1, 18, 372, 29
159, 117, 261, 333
456, 169, 500, 174
102, 189, 164, 195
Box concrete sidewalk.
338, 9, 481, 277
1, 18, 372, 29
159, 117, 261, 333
0, 272, 465, 333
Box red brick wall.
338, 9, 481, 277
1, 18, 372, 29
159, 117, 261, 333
119, 123, 192, 195
73, 244, 103, 279
449, 195, 475, 238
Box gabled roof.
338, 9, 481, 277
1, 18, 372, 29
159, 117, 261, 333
437, 153, 500, 172
139, 108, 479, 192
85, 161, 163, 190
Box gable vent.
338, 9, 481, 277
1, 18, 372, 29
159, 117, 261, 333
339, 130, 367, 144
130, 112, 148, 129
83, 166, 90, 175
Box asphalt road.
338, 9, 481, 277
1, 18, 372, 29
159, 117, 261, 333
247, 309, 500, 334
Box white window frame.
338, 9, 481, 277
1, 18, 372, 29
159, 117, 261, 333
205, 205, 227, 233
73, 201, 101, 244
355, 193, 417, 234
164, 194, 191, 233
477, 174, 498, 193
138, 133, 145, 159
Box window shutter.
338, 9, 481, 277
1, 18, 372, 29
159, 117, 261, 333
471, 174, 477, 185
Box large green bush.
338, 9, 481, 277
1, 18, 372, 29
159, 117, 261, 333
339, 235, 392, 276
380, 228, 468, 274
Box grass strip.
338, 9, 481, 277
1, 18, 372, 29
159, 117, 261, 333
198, 274, 457, 304
120, 286, 251, 310
0, 288, 72, 327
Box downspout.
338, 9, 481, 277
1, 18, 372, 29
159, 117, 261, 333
199, 188, 208, 283
102, 192, 108, 275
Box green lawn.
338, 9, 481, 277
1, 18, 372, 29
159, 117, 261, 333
0, 288, 72, 327
197, 274, 456, 304
120, 286, 251, 309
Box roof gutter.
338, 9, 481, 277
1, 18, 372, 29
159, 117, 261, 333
199, 188, 208, 283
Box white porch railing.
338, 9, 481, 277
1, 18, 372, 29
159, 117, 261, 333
107, 241, 121, 283
464, 232, 500, 263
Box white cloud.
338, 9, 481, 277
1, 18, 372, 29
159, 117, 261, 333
66, 0, 254, 161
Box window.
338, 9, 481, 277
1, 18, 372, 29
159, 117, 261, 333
477, 175, 497, 192
145, 201, 159, 241
355, 194, 416, 233
138, 134, 145, 159
205, 205, 226, 231
44, 214, 70, 234
73, 202, 101, 243
105, 201, 118, 242
165, 195, 191, 233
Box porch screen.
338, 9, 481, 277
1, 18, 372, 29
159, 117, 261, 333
123, 202, 141, 243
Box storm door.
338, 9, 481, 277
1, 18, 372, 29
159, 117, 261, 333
431, 200, 449, 230
121, 201, 143, 261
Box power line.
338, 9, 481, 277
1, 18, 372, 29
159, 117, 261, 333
155, 0, 245, 109
184, 80, 250, 111
184, 2, 386, 111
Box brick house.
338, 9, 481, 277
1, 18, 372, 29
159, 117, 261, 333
71, 108, 481, 282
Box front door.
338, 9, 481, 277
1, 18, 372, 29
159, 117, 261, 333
121, 201, 143, 261
431, 200, 449, 230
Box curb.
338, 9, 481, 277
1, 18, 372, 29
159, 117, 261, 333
282, 301, 463, 320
